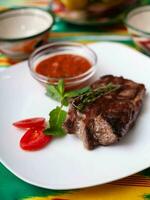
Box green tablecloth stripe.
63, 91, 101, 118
0, 163, 69, 200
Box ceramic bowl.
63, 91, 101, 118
125, 5, 150, 55
0, 7, 54, 61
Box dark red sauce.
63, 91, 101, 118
36, 54, 91, 78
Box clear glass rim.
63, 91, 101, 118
124, 5, 150, 36
28, 41, 97, 85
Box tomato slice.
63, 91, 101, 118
13, 117, 45, 129
20, 128, 52, 151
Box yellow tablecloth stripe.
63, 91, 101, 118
24, 185, 150, 200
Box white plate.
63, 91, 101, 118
0, 42, 150, 190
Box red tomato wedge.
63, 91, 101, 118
20, 128, 52, 151
13, 117, 45, 129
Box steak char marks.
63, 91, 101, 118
63, 75, 146, 149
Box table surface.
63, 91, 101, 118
0, 1, 150, 200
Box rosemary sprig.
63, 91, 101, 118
72, 83, 120, 111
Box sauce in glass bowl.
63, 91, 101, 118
29, 42, 97, 90
36, 54, 91, 78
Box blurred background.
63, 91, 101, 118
0, 0, 149, 32
0, 0, 150, 63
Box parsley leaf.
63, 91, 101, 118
46, 79, 64, 102
46, 84, 62, 102
44, 106, 67, 137
44, 128, 65, 137
57, 79, 64, 95
49, 106, 67, 129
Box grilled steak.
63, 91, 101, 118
63, 75, 146, 150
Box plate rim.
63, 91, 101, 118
0, 42, 150, 190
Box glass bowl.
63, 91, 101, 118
125, 5, 150, 55
28, 42, 97, 90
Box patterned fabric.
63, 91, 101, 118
0, 1, 150, 200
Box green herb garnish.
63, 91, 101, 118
44, 106, 67, 137
46, 80, 91, 106
44, 80, 91, 136
72, 83, 120, 111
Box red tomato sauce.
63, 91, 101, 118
36, 54, 91, 78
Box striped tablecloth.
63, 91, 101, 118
0, 1, 150, 200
